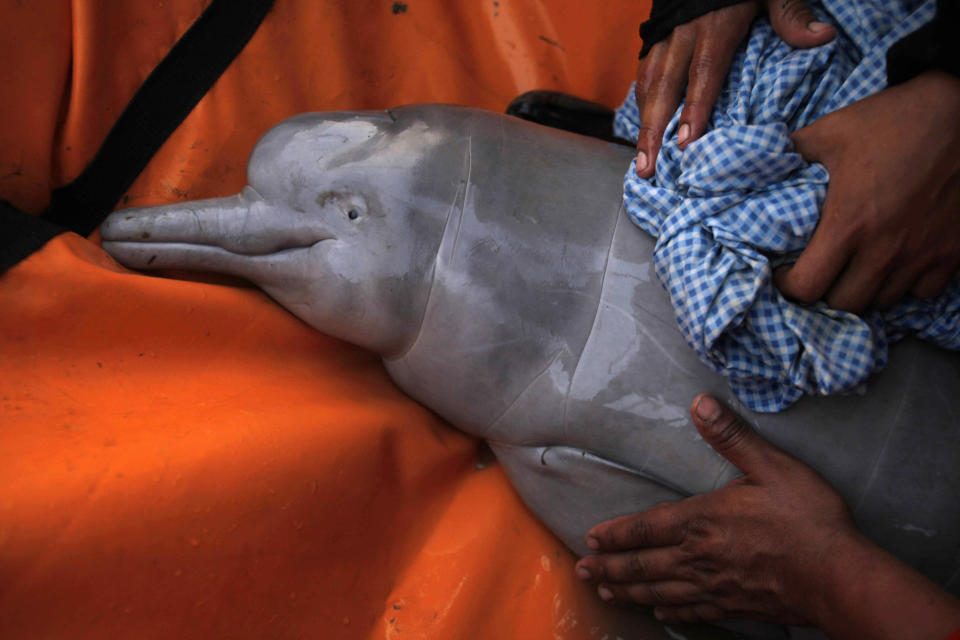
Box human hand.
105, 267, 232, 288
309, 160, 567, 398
574, 393, 857, 626
634, 0, 835, 178
777, 71, 960, 312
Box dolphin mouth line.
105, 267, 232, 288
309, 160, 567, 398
102, 237, 336, 258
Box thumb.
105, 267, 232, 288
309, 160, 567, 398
765, 0, 835, 49
789, 119, 829, 165
691, 394, 780, 476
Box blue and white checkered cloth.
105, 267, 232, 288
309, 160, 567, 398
614, 0, 960, 412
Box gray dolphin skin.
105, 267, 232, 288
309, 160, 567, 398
101, 105, 960, 591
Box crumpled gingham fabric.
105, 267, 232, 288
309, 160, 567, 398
614, 0, 960, 412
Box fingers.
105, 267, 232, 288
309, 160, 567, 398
776, 224, 954, 312
789, 120, 829, 164
634, 43, 665, 117
596, 580, 702, 606
576, 546, 686, 583
776, 215, 951, 311
822, 249, 893, 313
585, 506, 685, 552
633, 44, 666, 177
912, 267, 955, 300
632, 0, 833, 180
873, 265, 924, 309
774, 205, 852, 305
690, 394, 781, 476
677, 4, 756, 148
634, 31, 695, 178
765, 0, 835, 49
591, 582, 732, 624
790, 262, 951, 314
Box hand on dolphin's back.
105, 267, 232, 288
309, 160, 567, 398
577, 395, 960, 639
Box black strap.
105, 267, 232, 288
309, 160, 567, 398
0, 0, 275, 276
2, 0, 274, 273
0, 200, 67, 274
42, 0, 274, 237
887, 0, 958, 85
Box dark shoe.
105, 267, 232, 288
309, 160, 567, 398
506, 90, 630, 145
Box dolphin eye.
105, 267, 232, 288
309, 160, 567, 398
347, 208, 360, 220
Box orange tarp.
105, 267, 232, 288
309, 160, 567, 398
1, 1, 724, 638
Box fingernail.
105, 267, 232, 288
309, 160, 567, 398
807, 20, 830, 33
678, 123, 690, 144
695, 395, 722, 423
654, 608, 664, 621
576, 567, 591, 581
636, 151, 648, 172
586, 536, 599, 550
598, 586, 613, 601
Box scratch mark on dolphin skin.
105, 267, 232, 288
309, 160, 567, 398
484, 349, 565, 437
852, 391, 906, 516
455, 338, 529, 354
894, 522, 938, 538
604, 332, 639, 377
189, 208, 204, 233
563, 204, 619, 440
664, 626, 691, 640
542, 289, 600, 304
931, 376, 959, 426
609, 268, 650, 284
385, 146, 468, 361
628, 296, 688, 332
602, 301, 697, 378
450, 135, 472, 258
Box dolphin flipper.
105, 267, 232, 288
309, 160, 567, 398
489, 441, 687, 557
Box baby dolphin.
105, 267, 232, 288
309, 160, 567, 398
102, 105, 960, 591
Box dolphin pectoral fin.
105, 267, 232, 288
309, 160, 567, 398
489, 442, 687, 557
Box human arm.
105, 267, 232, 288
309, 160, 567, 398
633, 0, 834, 178
776, 70, 960, 312
575, 394, 960, 638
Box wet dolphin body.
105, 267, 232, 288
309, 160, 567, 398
102, 105, 960, 588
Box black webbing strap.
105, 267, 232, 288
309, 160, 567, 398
43, 0, 276, 235
0, 0, 274, 274
0, 199, 66, 274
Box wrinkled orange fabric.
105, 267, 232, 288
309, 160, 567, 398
3, 1, 722, 638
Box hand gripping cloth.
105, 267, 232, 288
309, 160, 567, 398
614, 0, 960, 412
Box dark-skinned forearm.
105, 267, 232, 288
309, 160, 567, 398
809, 531, 960, 640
